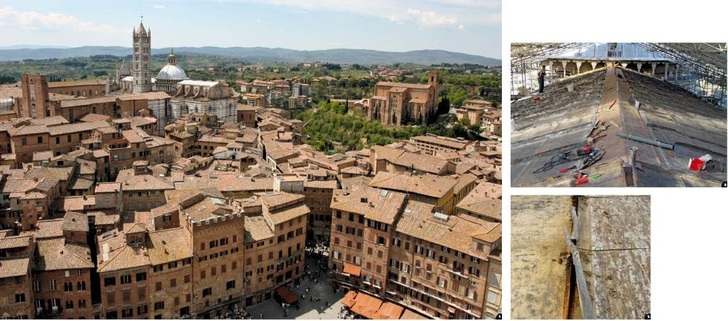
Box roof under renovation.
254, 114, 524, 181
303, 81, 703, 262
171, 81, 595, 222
512, 43, 727, 108
511, 66, 726, 187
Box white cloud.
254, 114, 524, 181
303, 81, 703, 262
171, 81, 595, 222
256, 19, 263, 23
404, 8, 457, 28
154, 4, 166, 9
0, 6, 122, 34
232, 0, 499, 28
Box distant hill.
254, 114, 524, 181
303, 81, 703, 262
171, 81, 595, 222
0, 46, 500, 66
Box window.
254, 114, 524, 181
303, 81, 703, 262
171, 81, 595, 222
21, 138, 26, 145
202, 288, 212, 297
377, 250, 383, 258
467, 288, 475, 299
168, 261, 178, 269
78, 299, 87, 308
170, 278, 177, 288
33, 281, 41, 292
15, 293, 25, 303
377, 237, 386, 246
136, 272, 147, 282
122, 308, 133, 317
64, 282, 73, 292
153, 265, 164, 272
393, 238, 401, 247
184, 275, 191, 284
155, 282, 162, 291
138, 305, 148, 315
50, 279, 58, 290
226, 280, 235, 290
154, 301, 165, 311
77, 281, 86, 291
209, 240, 219, 248
438, 277, 446, 288
120, 275, 132, 284
200, 270, 206, 279
487, 291, 499, 305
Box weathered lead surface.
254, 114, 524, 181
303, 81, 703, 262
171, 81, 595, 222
511, 196, 572, 319
577, 196, 651, 319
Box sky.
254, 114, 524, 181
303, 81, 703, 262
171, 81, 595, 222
0, 0, 502, 58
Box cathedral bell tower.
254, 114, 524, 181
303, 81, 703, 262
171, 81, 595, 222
132, 21, 152, 93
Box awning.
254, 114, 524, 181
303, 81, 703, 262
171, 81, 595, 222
400, 310, 428, 319
373, 302, 404, 319
276, 286, 299, 304
343, 263, 362, 277
447, 306, 457, 314
342, 290, 358, 308
350, 292, 383, 319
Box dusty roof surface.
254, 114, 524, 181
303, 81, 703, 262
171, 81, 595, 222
116, 169, 174, 191
331, 185, 406, 224
456, 181, 502, 221
259, 193, 309, 225
62, 211, 89, 232
511, 196, 572, 319
20, 219, 64, 239
244, 215, 274, 243
147, 227, 193, 265
97, 231, 150, 272
369, 171, 457, 199
395, 200, 500, 257
36, 238, 95, 271
577, 196, 650, 319
0, 258, 30, 278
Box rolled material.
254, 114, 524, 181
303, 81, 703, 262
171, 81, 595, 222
617, 132, 674, 150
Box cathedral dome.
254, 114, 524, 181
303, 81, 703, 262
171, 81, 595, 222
157, 64, 188, 80
157, 50, 188, 80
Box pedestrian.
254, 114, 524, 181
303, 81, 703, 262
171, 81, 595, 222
259, 313, 263, 319
538, 65, 546, 93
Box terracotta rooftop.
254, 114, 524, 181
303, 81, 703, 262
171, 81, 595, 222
97, 232, 150, 273
376, 81, 432, 90
259, 192, 310, 225
0, 234, 32, 250
303, 180, 338, 189
147, 227, 193, 265
20, 219, 64, 239
411, 135, 468, 150
60, 195, 96, 212
116, 169, 174, 191
48, 79, 105, 88
36, 238, 94, 271
95, 182, 122, 194
369, 171, 458, 199
47, 121, 110, 136
331, 185, 407, 225
395, 201, 501, 257
62, 211, 89, 232
0, 258, 30, 278
244, 215, 274, 243
60, 96, 116, 108
79, 113, 112, 122
183, 196, 234, 222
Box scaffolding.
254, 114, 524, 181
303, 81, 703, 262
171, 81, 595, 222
511, 42, 727, 108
